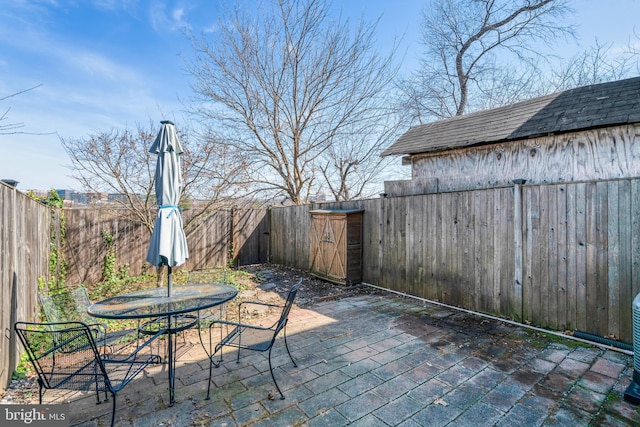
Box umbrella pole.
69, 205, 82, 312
168, 265, 172, 297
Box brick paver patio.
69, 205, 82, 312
5, 292, 640, 426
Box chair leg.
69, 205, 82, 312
206, 360, 213, 400
38, 380, 43, 404
206, 344, 222, 400
93, 368, 104, 404
268, 347, 285, 400
283, 325, 297, 368
205, 341, 222, 400
94, 387, 101, 404
109, 393, 116, 427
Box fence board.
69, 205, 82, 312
596, 181, 609, 336
459, 192, 474, 308
445, 193, 456, 303
472, 191, 488, 310
493, 189, 502, 313
406, 194, 420, 298
608, 182, 620, 338
547, 186, 558, 329
523, 186, 538, 323
500, 188, 515, 317
576, 183, 588, 332
556, 186, 568, 330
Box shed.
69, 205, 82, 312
382, 77, 640, 196
309, 209, 363, 285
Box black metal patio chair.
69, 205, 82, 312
14, 321, 162, 427
206, 278, 302, 400
39, 286, 138, 350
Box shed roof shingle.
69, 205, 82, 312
382, 77, 640, 157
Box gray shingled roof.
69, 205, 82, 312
382, 76, 640, 157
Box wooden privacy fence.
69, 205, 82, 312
270, 177, 640, 343
59, 177, 640, 342
63, 207, 268, 285
0, 184, 51, 392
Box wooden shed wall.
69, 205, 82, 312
399, 124, 640, 195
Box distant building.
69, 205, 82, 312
55, 190, 109, 205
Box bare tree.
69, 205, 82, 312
60, 123, 249, 237
401, 0, 574, 124
319, 113, 402, 201
543, 34, 640, 93
187, 0, 398, 204
550, 38, 640, 91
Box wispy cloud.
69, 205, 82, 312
149, 2, 191, 33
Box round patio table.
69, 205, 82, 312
88, 283, 238, 406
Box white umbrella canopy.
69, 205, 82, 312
146, 120, 189, 296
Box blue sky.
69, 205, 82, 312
1, 0, 638, 191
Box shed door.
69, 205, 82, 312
310, 213, 347, 282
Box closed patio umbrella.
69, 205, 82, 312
146, 120, 189, 297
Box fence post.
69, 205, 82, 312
8, 185, 18, 390
513, 179, 526, 321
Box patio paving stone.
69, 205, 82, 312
495, 402, 547, 427
411, 402, 463, 427
591, 356, 627, 378
449, 401, 504, 427
334, 390, 387, 422
337, 372, 385, 397
297, 387, 351, 418
307, 408, 350, 427
443, 382, 485, 409
435, 364, 478, 387
373, 394, 423, 425
371, 374, 419, 401
481, 379, 529, 412
339, 358, 383, 377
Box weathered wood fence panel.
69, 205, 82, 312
365, 188, 516, 316
64, 208, 151, 284
233, 208, 268, 266
521, 179, 640, 341
268, 178, 639, 343
186, 210, 231, 269
64, 208, 266, 284
1, 185, 50, 392
269, 205, 310, 270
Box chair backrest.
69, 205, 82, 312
274, 279, 302, 334
39, 286, 95, 324
14, 321, 110, 393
